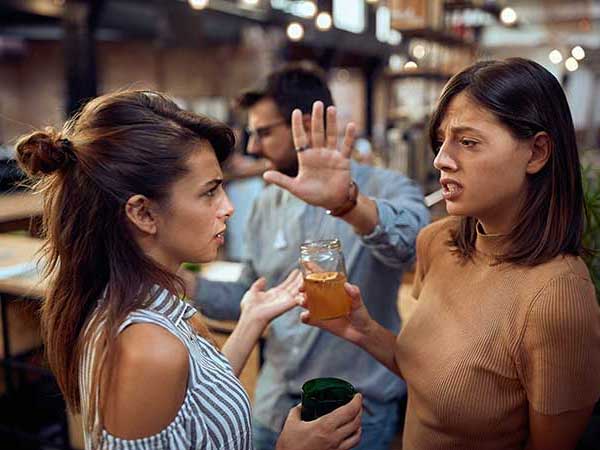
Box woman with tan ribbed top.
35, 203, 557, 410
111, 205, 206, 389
297, 58, 600, 450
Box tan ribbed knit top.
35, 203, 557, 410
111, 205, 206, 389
395, 217, 600, 450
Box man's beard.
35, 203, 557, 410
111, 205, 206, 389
278, 156, 299, 178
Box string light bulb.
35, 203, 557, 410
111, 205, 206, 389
287, 22, 304, 41
500, 7, 517, 25
412, 44, 426, 59
571, 46, 585, 60
565, 57, 579, 72
316, 12, 332, 31
188, 0, 209, 10
549, 49, 563, 64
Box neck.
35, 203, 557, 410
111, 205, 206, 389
475, 220, 510, 257
477, 191, 526, 235
137, 236, 179, 274
476, 219, 511, 236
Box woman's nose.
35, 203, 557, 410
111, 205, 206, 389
220, 193, 235, 220
433, 142, 458, 172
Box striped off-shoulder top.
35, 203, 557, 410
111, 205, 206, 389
79, 287, 253, 450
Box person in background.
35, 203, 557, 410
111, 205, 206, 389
299, 58, 600, 450
15, 90, 363, 450
185, 62, 429, 450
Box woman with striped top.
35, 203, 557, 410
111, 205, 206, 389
15, 90, 362, 450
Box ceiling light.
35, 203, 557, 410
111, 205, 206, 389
241, 0, 259, 5
297, 1, 317, 18
316, 12, 332, 31
287, 22, 304, 41
366, 0, 379, 3
500, 7, 517, 25
549, 49, 563, 64
387, 30, 402, 45
412, 44, 426, 59
188, 0, 209, 10
404, 61, 418, 70
571, 46, 585, 60
565, 57, 579, 72
389, 54, 404, 71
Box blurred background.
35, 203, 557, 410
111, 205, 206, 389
0, 1, 598, 449
0, 0, 599, 197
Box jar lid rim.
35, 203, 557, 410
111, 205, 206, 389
300, 238, 341, 251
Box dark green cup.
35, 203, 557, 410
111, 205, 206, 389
300, 377, 356, 421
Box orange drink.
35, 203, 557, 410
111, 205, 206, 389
303, 271, 351, 320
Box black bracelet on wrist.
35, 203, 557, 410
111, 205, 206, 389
326, 181, 359, 217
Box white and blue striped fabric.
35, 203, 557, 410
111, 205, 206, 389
80, 287, 253, 450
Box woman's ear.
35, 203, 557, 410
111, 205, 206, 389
125, 194, 157, 235
526, 132, 552, 175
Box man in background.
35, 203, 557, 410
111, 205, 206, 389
188, 62, 429, 450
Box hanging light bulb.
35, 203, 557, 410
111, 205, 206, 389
316, 12, 332, 31
389, 54, 404, 71
297, 1, 317, 18
571, 46, 585, 60
287, 22, 304, 41
388, 30, 402, 45
500, 7, 517, 25
188, 0, 209, 10
549, 49, 563, 64
565, 57, 579, 72
412, 44, 426, 59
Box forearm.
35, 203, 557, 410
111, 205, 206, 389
358, 196, 429, 269
338, 193, 379, 235
221, 314, 264, 377
355, 319, 402, 378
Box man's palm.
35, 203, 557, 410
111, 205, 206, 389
263, 102, 355, 210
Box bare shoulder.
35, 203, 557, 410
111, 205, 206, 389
102, 322, 190, 439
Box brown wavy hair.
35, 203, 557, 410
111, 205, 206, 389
15, 90, 233, 434
429, 58, 585, 265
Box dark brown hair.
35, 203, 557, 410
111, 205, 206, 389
429, 58, 585, 265
236, 61, 333, 120
15, 90, 233, 430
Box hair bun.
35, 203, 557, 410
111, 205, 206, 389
16, 127, 76, 176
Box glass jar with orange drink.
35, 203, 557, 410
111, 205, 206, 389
299, 239, 352, 320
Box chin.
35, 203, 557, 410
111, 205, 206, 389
189, 249, 217, 265
198, 253, 217, 264
445, 202, 466, 216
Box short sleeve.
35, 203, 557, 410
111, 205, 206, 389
517, 275, 600, 414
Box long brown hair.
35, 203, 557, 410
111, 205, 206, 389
429, 58, 585, 265
15, 91, 233, 426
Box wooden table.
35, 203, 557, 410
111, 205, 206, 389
0, 191, 43, 233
